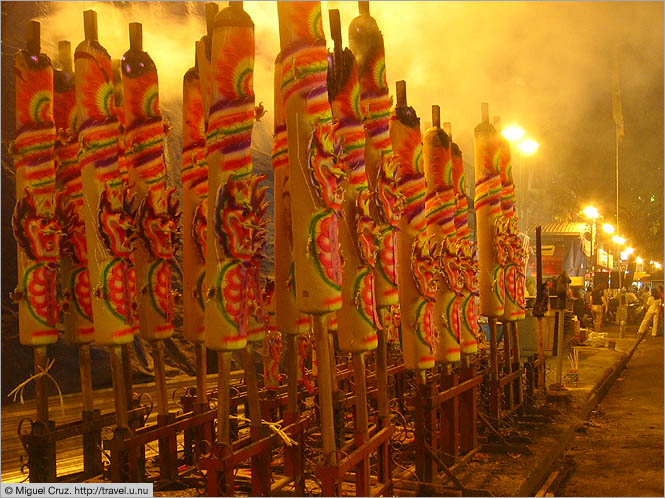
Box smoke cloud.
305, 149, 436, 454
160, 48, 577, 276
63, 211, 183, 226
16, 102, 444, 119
18, 1, 664, 232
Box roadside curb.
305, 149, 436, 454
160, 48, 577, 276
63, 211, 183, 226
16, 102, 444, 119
515, 331, 647, 497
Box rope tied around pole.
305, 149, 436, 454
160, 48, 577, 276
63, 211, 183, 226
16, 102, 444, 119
8, 357, 65, 415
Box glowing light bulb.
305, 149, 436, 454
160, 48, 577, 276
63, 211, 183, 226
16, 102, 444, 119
502, 126, 525, 142
583, 206, 599, 219
518, 139, 539, 155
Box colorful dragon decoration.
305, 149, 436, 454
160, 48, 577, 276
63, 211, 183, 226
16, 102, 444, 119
473, 108, 505, 318
182, 55, 209, 344
12, 41, 60, 345
121, 36, 177, 340
451, 141, 480, 354
277, 1, 344, 315
328, 43, 380, 353
74, 26, 137, 344
423, 123, 462, 363
54, 52, 95, 343
205, 3, 268, 351
349, 7, 400, 310
390, 101, 434, 370
271, 54, 303, 338
496, 129, 527, 321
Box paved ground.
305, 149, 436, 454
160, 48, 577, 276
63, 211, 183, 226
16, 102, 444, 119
558, 334, 664, 497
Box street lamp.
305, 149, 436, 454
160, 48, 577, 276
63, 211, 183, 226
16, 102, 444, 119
612, 235, 626, 245
602, 223, 615, 234
583, 206, 599, 219
511, 136, 539, 232
584, 205, 600, 272
518, 139, 539, 155
502, 125, 525, 142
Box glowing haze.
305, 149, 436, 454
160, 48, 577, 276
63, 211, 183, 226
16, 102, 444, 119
31, 1, 664, 225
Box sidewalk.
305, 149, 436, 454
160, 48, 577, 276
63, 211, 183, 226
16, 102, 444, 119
455, 323, 648, 496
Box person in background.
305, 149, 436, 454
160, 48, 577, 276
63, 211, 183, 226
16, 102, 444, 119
616, 288, 628, 327
591, 283, 607, 332
658, 285, 664, 335
638, 287, 662, 337
572, 288, 588, 326
625, 287, 638, 304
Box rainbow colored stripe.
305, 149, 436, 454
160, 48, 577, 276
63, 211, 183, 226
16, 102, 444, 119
393, 120, 426, 234
13, 51, 59, 346
271, 125, 289, 171
75, 42, 135, 343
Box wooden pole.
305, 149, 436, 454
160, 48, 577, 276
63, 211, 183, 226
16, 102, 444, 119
376, 310, 390, 426
459, 354, 477, 453
352, 353, 370, 495
535, 226, 546, 388
58, 41, 72, 72
217, 352, 231, 444
286, 334, 298, 415
555, 310, 565, 385
121, 344, 134, 410
488, 317, 500, 419
195, 343, 208, 406
26, 20, 40, 55
79, 345, 94, 412
241, 342, 270, 497
128, 22, 142, 52
151, 341, 169, 417
511, 321, 523, 406
34, 346, 49, 423
83, 10, 98, 41
312, 315, 337, 465
502, 321, 514, 409
241, 344, 262, 429
109, 346, 129, 428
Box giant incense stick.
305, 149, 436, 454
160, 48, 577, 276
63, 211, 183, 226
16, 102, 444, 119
328, 9, 379, 354
12, 21, 59, 427
270, 53, 305, 414
348, 0, 397, 427
474, 103, 504, 416
474, 103, 505, 318
75, 10, 135, 428
277, 0, 343, 465
206, 2, 268, 449
54, 40, 96, 413
390, 81, 434, 372
328, 9, 378, 491
494, 117, 526, 322
182, 42, 209, 408
423, 106, 462, 364
447, 123, 479, 355
121, 23, 177, 422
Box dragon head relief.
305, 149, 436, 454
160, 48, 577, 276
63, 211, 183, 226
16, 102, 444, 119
411, 232, 437, 300
12, 188, 61, 263
55, 193, 87, 265
137, 188, 180, 260
493, 217, 511, 266
458, 239, 479, 293
440, 237, 465, 295
308, 118, 345, 211
376, 152, 402, 225
215, 174, 269, 262
192, 198, 208, 264
356, 189, 379, 267
97, 183, 135, 258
